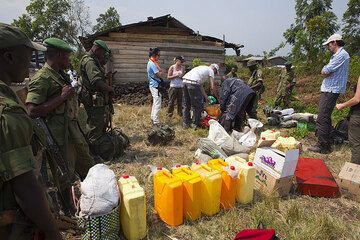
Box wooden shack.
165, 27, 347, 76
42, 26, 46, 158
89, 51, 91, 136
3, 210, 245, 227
79, 14, 242, 84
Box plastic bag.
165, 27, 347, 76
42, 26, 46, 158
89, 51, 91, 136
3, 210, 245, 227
194, 149, 213, 163
231, 127, 250, 141
248, 118, 264, 129
79, 164, 119, 217
208, 120, 250, 155
198, 138, 228, 160
238, 130, 257, 148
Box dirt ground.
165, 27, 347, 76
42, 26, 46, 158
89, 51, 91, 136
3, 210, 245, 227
66, 100, 360, 240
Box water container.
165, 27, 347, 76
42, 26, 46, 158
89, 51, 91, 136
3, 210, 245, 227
153, 168, 183, 227
236, 162, 255, 204
118, 175, 147, 240
271, 136, 299, 152
190, 163, 222, 216
207, 159, 237, 209
260, 129, 281, 141
172, 165, 202, 221
224, 156, 256, 203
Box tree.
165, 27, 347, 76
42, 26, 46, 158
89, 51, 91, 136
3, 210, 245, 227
12, 0, 91, 48
284, 0, 339, 71
262, 42, 286, 59
342, 0, 360, 55
92, 7, 121, 33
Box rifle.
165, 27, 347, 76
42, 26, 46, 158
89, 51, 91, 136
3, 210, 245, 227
34, 118, 76, 216
105, 71, 117, 130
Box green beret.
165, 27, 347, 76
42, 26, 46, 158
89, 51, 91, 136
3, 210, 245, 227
94, 39, 110, 53
0, 23, 46, 51
43, 37, 73, 52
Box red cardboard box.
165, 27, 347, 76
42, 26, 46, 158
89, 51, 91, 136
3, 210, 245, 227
295, 157, 340, 198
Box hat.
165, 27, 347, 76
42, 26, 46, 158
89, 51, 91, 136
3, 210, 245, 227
0, 23, 46, 51
247, 60, 257, 67
175, 56, 185, 62
43, 38, 73, 52
322, 33, 343, 46
210, 63, 220, 74
94, 39, 110, 53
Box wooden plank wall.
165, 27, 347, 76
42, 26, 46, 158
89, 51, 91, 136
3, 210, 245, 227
98, 33, 225, 84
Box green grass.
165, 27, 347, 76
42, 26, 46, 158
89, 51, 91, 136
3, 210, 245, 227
66, 103, 360, 240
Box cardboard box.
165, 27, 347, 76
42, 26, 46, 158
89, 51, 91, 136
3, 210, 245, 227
254, 164, 294, 197
254, 147, 299, 178
337, 162, 360, 202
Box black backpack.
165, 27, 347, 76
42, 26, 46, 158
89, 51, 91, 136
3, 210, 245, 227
331, 118, 349, 145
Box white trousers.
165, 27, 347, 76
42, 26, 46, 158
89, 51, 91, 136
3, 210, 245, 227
150, 87, 162, 124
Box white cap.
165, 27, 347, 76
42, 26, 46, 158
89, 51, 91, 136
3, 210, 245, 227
322, 33, 343, 46
210, 63, 220, 74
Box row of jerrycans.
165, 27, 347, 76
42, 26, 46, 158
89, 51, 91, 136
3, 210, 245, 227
153, 157, 255, 227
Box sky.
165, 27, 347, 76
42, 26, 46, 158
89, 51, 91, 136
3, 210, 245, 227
0, 0, 349, 56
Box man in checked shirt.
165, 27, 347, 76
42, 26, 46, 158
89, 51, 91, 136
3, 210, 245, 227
309, 33, 350, 154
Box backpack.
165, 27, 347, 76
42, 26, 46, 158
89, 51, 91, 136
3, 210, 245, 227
92, 127, 130, 161
331, 118, 349, 145
147, 125, 175, 145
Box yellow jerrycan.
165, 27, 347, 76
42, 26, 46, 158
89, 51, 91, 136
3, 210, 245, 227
190, 162, 222, 216
207, 159, 237, 209
225, 156, 256, 204
172, 164, 202, 221
118, 175, 147, 240
271, 136, 298, 152
153, 167, 183, 227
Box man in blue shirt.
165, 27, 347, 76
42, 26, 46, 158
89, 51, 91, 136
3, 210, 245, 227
309, 34, 350, 153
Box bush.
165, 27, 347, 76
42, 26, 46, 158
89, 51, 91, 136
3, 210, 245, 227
224, 56, 238, 74
192, 58, 202, 67
349, 56, 360, 80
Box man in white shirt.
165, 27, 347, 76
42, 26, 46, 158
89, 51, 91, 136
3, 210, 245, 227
182, 63, 220, 128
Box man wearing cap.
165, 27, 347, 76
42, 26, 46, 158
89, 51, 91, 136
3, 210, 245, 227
309, 33, 350, 154
0, 23, 62, 240
79, 40, 116, 159
26, 38, 94, 181
274, 61, 296, 108
182, 63, 220, 128
247, 60, 264, 119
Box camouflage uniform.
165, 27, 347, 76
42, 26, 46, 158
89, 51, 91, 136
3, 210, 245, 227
0, 80, 36, 239
274, 67, 295, 108
79, 53, 112, 150
26, 63, 94, 180
247, 64, 264, 119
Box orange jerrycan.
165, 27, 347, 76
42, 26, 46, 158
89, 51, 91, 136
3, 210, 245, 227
207, 159, 237, 209
172, 164, 202, 221
225, 156, 255, 204
118, 175, 147, 240
153, 168, 183, 227
190, 162, 221, 216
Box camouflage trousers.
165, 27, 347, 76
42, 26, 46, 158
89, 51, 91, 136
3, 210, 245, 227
275, 87, 293, 108
84, 106, 110, 144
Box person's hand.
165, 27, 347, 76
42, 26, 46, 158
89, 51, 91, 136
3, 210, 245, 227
336, 103, 345, 110
204, 96, 210, 105
61, 85, 75, 100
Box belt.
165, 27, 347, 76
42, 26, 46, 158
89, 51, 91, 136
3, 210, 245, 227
183, 79, 200, 85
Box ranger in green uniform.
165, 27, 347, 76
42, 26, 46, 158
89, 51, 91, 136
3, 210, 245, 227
247, 60, 265, 119
274, 61, 296, 108
79, 40, 117, 160
0, 23, 61, 240
26, 38, 94, 181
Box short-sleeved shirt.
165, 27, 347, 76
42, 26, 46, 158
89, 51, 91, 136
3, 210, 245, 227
26, 63, 85, 146
147, 60, 160, 88
183, 65, 214, 85
0, 80, 35, 220
80, 53, 106, 93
